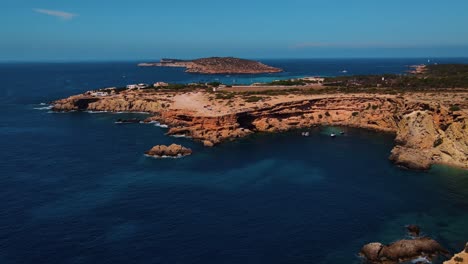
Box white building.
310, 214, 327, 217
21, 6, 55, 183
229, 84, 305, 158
301, 77, 325, 83
90, 91, 108, 97
126, 83, 148, 90
153, 82, 169, 87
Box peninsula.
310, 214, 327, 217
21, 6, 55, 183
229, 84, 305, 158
138, 57, 283, 74
52, 64, 468, 170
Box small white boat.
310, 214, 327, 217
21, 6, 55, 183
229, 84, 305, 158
342, 70, 348, 73
302, 132, 310, 137
330, 133, 336, 137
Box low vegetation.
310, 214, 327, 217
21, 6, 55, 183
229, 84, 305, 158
244, 96, 264, 102
449, 105, 461, 111
266, 80, 306, 86
324, 64, 468, 89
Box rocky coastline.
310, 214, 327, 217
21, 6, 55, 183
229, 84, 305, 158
52, 87, 468, 170
359, 225, 451, 264
444, 243, 468, 264
138, 57, 283, 74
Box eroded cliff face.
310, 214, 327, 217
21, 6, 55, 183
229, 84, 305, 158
390, 109, 468, 170
52, 94, 167, 113
149, 110, 253, 147
52, 93, 468, 170
247, 97, 400, 133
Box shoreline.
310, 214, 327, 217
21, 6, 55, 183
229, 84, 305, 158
51, 86, 468, 170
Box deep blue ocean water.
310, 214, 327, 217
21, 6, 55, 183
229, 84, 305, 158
1, 59, 468, 264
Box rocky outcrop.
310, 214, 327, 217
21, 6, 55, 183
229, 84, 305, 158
406, 225, 421, 237
153, 110, 253, 146
138, 57, 283, 74
444, 243, 468, 264
52, 94, 166, 113
389, 146, 432, 170
145, 144, 192, 158
360, 236, 450, 264
390, 108, 467, 170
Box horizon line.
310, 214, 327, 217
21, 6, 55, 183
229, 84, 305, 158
2, 56, 468, 63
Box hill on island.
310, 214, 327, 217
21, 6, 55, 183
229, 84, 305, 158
138, 57, 283, 74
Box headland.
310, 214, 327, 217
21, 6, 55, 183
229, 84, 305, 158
52, 64, 468, 170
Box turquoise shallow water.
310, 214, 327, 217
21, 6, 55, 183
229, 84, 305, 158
0, 60, 467, 264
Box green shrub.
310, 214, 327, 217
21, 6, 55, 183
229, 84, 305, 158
449, 105, 461, 111
207, 81, 221, 87
244, 96, 263, 102
266, 80, 306, 86
215, 92, 235, 100
352, 112, 359, 116
433, 138, 443, 147
318, 114, 323, 119
325, 111, 330, 117
371, 105, 378, 110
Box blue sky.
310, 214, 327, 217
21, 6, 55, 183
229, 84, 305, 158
1, 0, 468, 61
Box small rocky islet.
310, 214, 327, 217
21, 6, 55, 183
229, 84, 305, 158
360, 225, 450, 264
144, 144, 192, 158
359, 225, 468, 264
138, 57, 283, 74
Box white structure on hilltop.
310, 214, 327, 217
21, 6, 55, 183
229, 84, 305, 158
153, 82, 169, 87
300, 77, 325, 83
90, 91, 109, 97
126, 83, 148, 90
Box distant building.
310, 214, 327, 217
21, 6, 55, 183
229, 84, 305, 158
301, 77, 325, 83
137, 83, 148, 89
127, 84, 148, 90
153, 82, 169, 87
90, 91, 109, 97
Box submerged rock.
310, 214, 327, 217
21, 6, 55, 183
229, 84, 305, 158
359, 228, 450, 264
406, 224, 421, 237
145, 144, 192, 158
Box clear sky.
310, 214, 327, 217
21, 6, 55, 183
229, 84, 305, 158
2, 0, 468, 61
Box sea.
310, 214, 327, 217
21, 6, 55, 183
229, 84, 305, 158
1, 58, 467, 264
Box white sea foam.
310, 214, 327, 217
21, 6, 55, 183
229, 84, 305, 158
48, 110, 76, 114
86, 110, 109, 114
34, 105, 53, 110
156, 123, 169, 128
144, 154, 186, 159
171, 134, 189, 138
411, 256, 431, 263
140, 120, 158, 124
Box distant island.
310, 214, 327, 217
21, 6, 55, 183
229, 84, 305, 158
138, 57, 283, 74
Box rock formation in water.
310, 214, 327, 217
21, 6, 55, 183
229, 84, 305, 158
406, 225, 421, 237
137, 57, 283, 74
145, 144, 192, 158
360, 226, 451, 264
